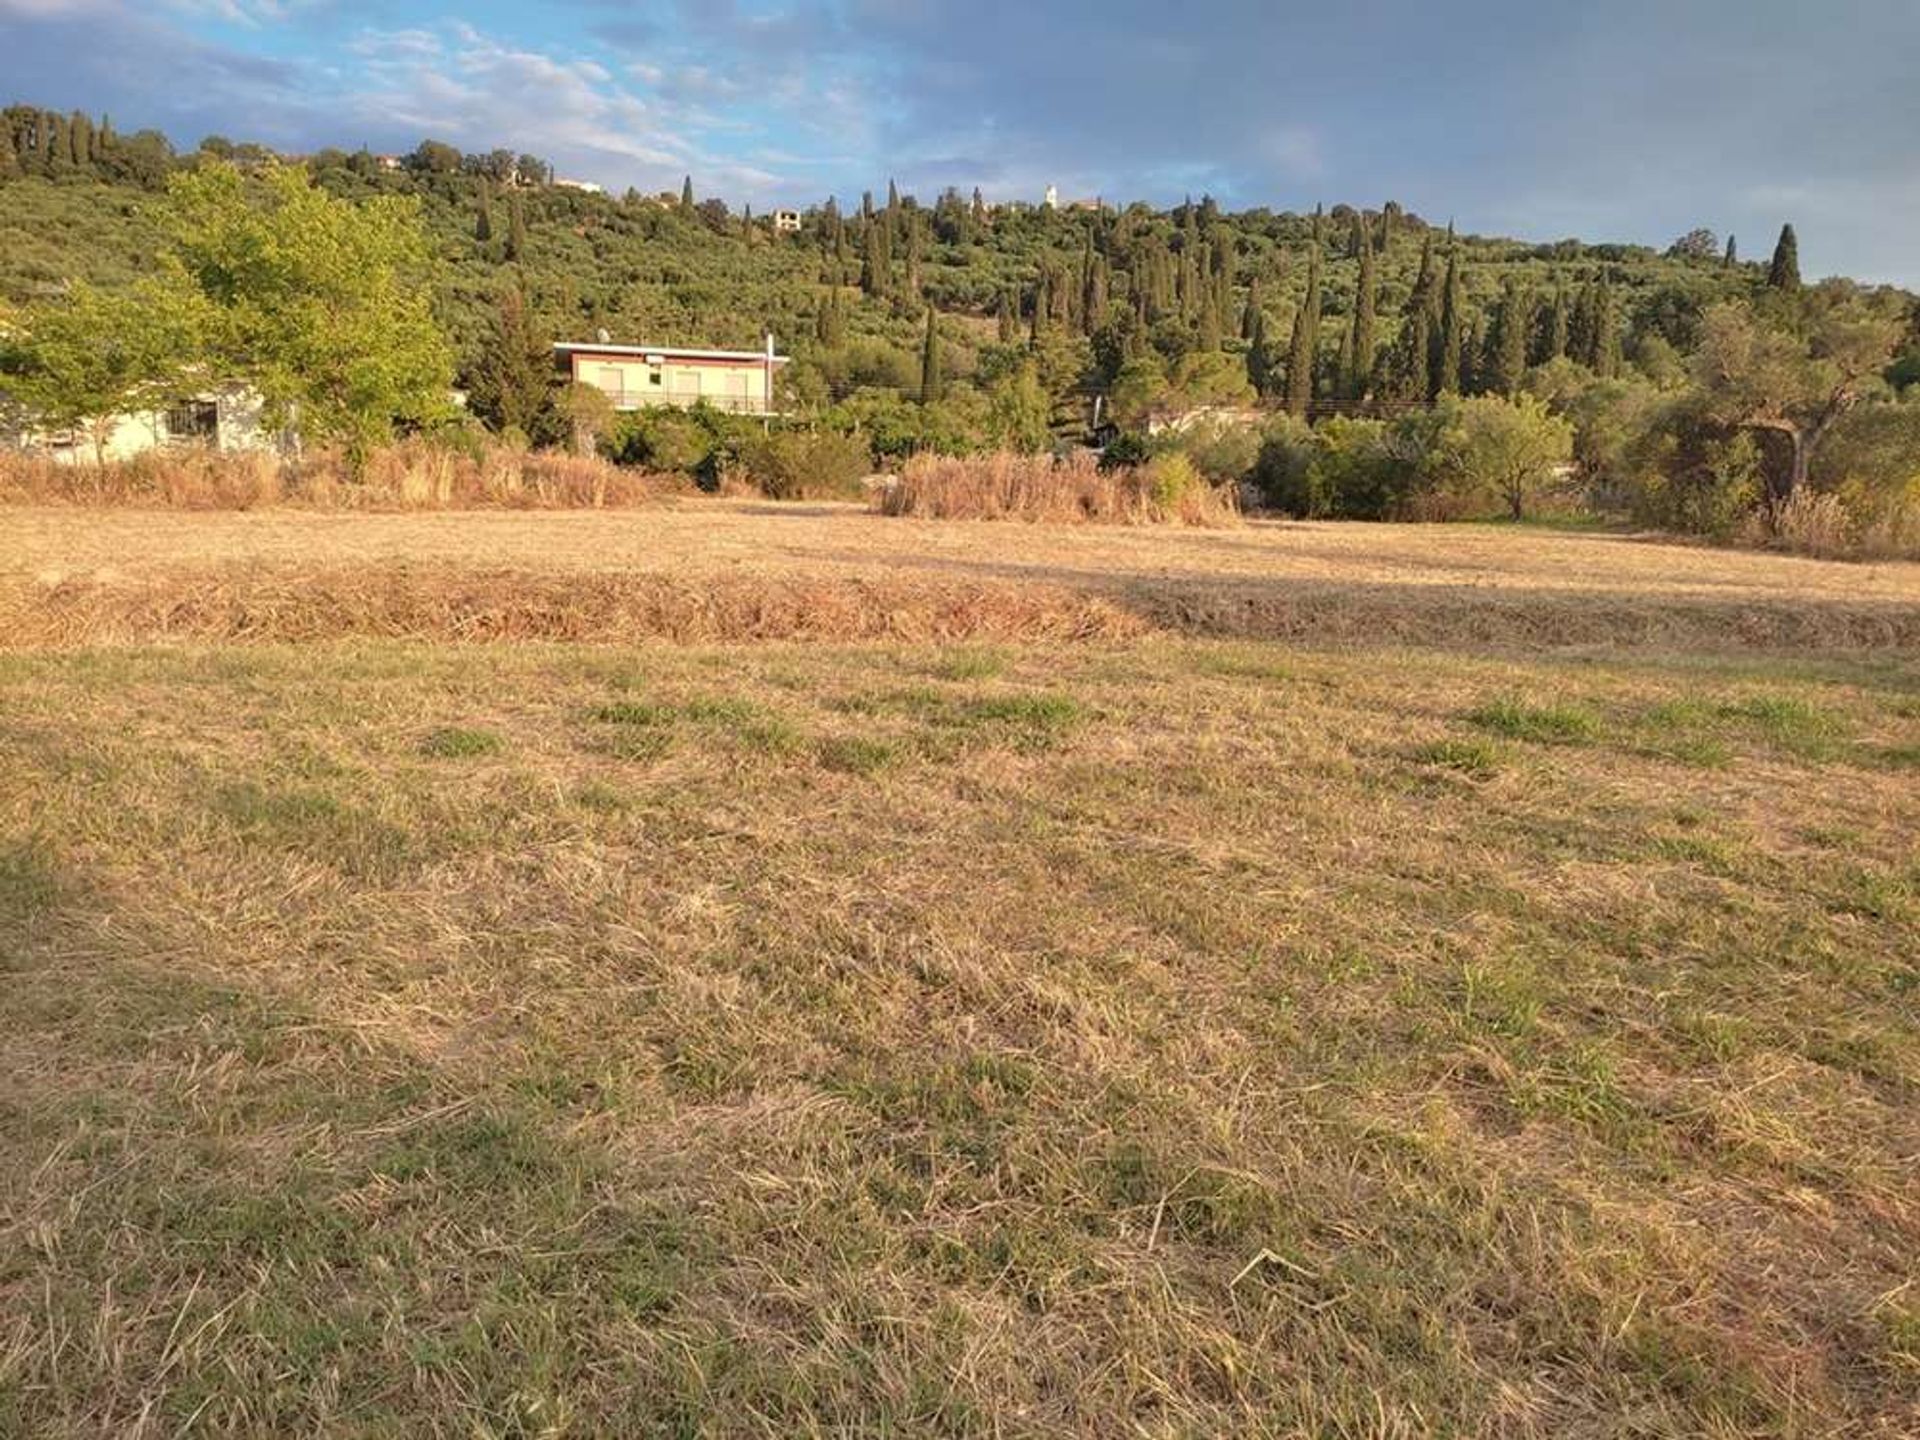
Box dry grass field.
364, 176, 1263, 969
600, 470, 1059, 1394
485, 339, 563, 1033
2, 500, 1917, 1437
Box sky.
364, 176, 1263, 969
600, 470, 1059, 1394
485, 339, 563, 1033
2, 0, 1917, 287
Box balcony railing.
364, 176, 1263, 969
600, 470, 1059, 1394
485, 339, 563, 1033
591, 386, 775, 415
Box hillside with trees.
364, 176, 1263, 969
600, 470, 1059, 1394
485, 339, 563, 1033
3, 102, 1917, 550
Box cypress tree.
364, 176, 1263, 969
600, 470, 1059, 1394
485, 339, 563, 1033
815, 287, 846, 348
1767, 223, 1800, 290
679, 175, 694, 211
1284, 212, 1324, 418
997, 287, 1017, 343
1083, 252, 1110, 334
1345, 213, 1376, 405
887, 177, 900, 215
1436, 245, 1464, 396
919, 307, 943, 404
1240, 276, 1263, 342
45, 113, 70, 176
1724, 233, 1738, 267
69, 111, 92, 168
1029, 271, 1050, 346
859, 217, 890, 299
904, 214, 923, 294
1199, 289, 1223, 352
1591, 274, 1621, 378
505, 191, 527, 262
1387, 233, 1437, 402
1542, 285, 1569, 363
1246, 308, 1272, 396
475, 179, 494, 243
1487, 282, 1530, 396
0, 125, 18, 182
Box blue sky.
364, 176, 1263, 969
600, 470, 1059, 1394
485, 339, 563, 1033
3, 0, 1917, 286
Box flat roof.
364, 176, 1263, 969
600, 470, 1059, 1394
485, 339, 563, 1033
556, 342, 790, 363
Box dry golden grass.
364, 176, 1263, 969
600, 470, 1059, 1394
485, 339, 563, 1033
878, 450, 1242, 526
0, 441, 672, 511
1, 505, 1916, 1435
3, 499, 1917, 652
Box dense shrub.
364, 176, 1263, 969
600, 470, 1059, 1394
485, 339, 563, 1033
733, 430, 872, 500
876, 450, 1240, 526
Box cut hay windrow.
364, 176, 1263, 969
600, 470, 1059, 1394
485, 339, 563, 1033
5, 563, 1916, 652
0, 567, 1147, 647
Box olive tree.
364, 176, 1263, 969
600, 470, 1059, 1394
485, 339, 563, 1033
1691, 288, 1905, 504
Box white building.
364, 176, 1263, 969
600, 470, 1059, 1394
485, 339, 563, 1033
5, 384, 283, 466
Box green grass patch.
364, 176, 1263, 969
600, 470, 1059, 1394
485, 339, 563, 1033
0, 837, 61, 923
419, 726, 503, 758
816, 735, 899, 775
1466, 697, 1600, 744
928, 647, 1009, 681
1409, 737, 1503, 776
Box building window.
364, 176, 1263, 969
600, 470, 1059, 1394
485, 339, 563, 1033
165, 400, 218, 442
648, 367, 663, 386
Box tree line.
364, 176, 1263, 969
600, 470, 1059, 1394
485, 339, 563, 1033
1, 105, 1916, 545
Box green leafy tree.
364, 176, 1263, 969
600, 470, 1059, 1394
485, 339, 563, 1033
163, 160, 453, 461
986, 359, 1051, 451
465, 284, 554, 440
5, 277, 205, 466
1433, 393, 1574, 519
1767, 223, 1801, 291
0, 124, 18, 181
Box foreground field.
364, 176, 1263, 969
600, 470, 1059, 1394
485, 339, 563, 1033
2, 508, 1917, 1436
5, 501, 1920, 651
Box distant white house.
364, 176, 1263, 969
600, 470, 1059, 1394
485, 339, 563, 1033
4, 384, 284, 466
554, 178, 605, 195
771, 208, 802, 234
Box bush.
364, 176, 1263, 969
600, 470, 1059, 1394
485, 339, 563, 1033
734, 430, 872, 500
1151, 414, 1261, 486
1249, 414, 1319, 514
876, 450, 1240, 526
